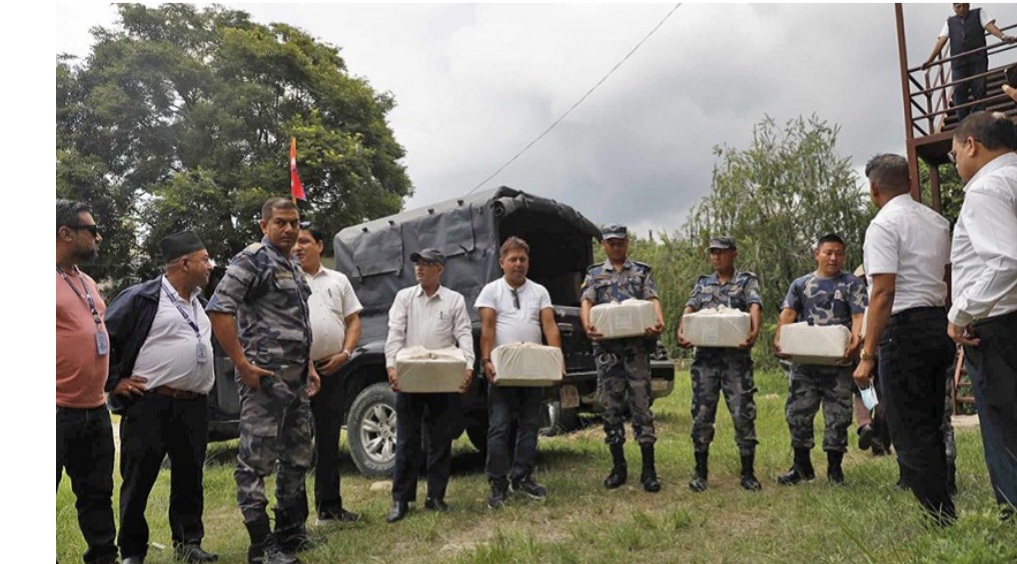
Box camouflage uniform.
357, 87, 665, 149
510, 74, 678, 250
781, 272, 867, 453
206, 237, 314, 532
581, 259, 659, 447
686, 271, 762, 456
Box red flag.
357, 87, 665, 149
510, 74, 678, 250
290, 137, 306, 202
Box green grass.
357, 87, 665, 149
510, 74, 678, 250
57, 371, 1016, 563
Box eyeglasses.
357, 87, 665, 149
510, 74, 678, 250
74, 224, 100, 237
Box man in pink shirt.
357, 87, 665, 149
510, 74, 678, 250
56, 199, 117, 564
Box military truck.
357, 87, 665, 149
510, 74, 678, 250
206, 186, 676, 477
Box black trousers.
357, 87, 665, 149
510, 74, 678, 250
57, 405, 117, 564
117, 393, 209, 559
878, 307, 956, 523
310, 370, 348, 517
953, 58, 988, 122
964, 309, 1017, 509
486, 385, 542, 487
391, 392, 459, 504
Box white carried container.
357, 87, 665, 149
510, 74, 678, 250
682, 306, 751, 348
491, 342, 564, 387
590, 299, 657, 339
779, 322, 851, 366
395, 346, 466, 393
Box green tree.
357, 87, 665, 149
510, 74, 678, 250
918, 159, 965, 227
56, 4, 411, 289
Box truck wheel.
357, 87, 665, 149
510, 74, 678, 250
347, 382, 397, 478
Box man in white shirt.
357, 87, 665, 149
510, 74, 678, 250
946, 111, 1017, 521
475, 237, 562, 509
105, 231, 218, 563
384, 248, 474, 523
853, 154, 957, 526
293, 224, 363, 525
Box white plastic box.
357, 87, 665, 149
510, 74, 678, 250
395, 346, 466, 393
590, 299, 657, 339
682, 306, 751, 348
491, 342, 563, 387
779, 322, 852, 366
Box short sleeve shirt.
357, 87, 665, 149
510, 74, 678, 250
306, 267, 363, 361
475, 278, 552, 347
781, 272, 868, 329
685, 271, 762, 313
580, 259, 659, 305
206, 238, 312, 369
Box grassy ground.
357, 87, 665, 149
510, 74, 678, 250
57, 371, 1016, 564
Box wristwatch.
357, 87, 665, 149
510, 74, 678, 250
859, 349, 876, 361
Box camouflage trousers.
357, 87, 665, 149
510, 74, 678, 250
690, 351, 758, 456
235, 364, 314, 529
596, 347, 655, 447
786, 364, 853, 453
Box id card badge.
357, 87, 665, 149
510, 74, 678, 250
196, 343, 209, 364
95, 331, 109, 356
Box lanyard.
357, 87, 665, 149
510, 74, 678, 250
161, 282, 201, 337
56, 266, 102, 329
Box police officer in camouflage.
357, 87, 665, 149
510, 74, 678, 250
207, 197, 321, 564
580, 224, 666, 493
677, 236, 764, 492
774, 233, 866, 486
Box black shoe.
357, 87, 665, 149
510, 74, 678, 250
857, 425, 873, 451
827, 451, 845, 486
424, 497, 450, 512
689, 451, 709, 492
248, 536, 301, 564
778, 448, 815, 486
123, 557, 144, 564
487, 483, 509, 509
316, 508, 360, 525
604, 464, 627, 489
386, 501, 409, 523
512, 478, 548, 500
175, 543, 219, 563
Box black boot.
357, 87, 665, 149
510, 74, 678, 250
740, 454, 762, 491
826, 450, 845, 485
604, 444, 627, 489
777, 447, 815, 485
640, 444, 661, 493
947, 462, 957, 496
246, 517, 300, 564
274, 507, 312, 553
688, 451, 709, 492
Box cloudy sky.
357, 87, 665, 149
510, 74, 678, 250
54, 3, 1017, 236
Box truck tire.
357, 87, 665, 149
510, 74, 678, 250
347, 382, 398, 478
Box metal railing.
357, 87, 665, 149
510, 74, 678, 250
906, 22, 1017, 138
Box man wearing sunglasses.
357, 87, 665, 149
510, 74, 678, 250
475, 237, 562, 509
56, 199, 117, 564
103, 231, 218, 564
947, 111, 1017, 522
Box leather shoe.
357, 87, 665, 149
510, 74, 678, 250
123, 557, 144, 564
424, 497, 450, 512
386, 501, 409, 523
316, 508, 360, 525
175, 543, 218, 563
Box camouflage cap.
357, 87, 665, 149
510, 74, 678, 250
409, 248, 446, 265
602, 224, 628, 240
708, 237, 736, 250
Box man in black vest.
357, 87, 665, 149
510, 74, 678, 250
922, 4, 1013, 122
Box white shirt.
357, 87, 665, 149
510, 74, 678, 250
474, 278, 553, 347
949, 152, 1017, 326
305, 266, 363, 361
863, 194, 951, 314
384, 284, 475, 368
939, 9, 992, 38
132, 276, 215, 393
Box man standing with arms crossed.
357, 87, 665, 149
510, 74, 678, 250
946, 111, 1017, 522
293, 223, 362, 526
207, 197, 321, 564
384, 249, 474, 523
581, 224, 665, 493
854, 154, 956, 526
476, 237, 562, 509
104, 231, 218, 564
677, 237, 763, 492
56, 199, 118, 564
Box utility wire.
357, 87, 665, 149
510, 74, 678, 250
468, 3, 682, 194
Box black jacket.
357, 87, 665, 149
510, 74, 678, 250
103, 276, 208, 413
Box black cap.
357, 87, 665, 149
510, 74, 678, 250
160, 230, 205, 263
602, 224, 628, 240
708, 237, 736, 250
409, 248, 446, 265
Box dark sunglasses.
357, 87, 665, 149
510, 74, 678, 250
74, 224, 100, 237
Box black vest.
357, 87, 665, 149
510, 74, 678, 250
948, 8, 986, 68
